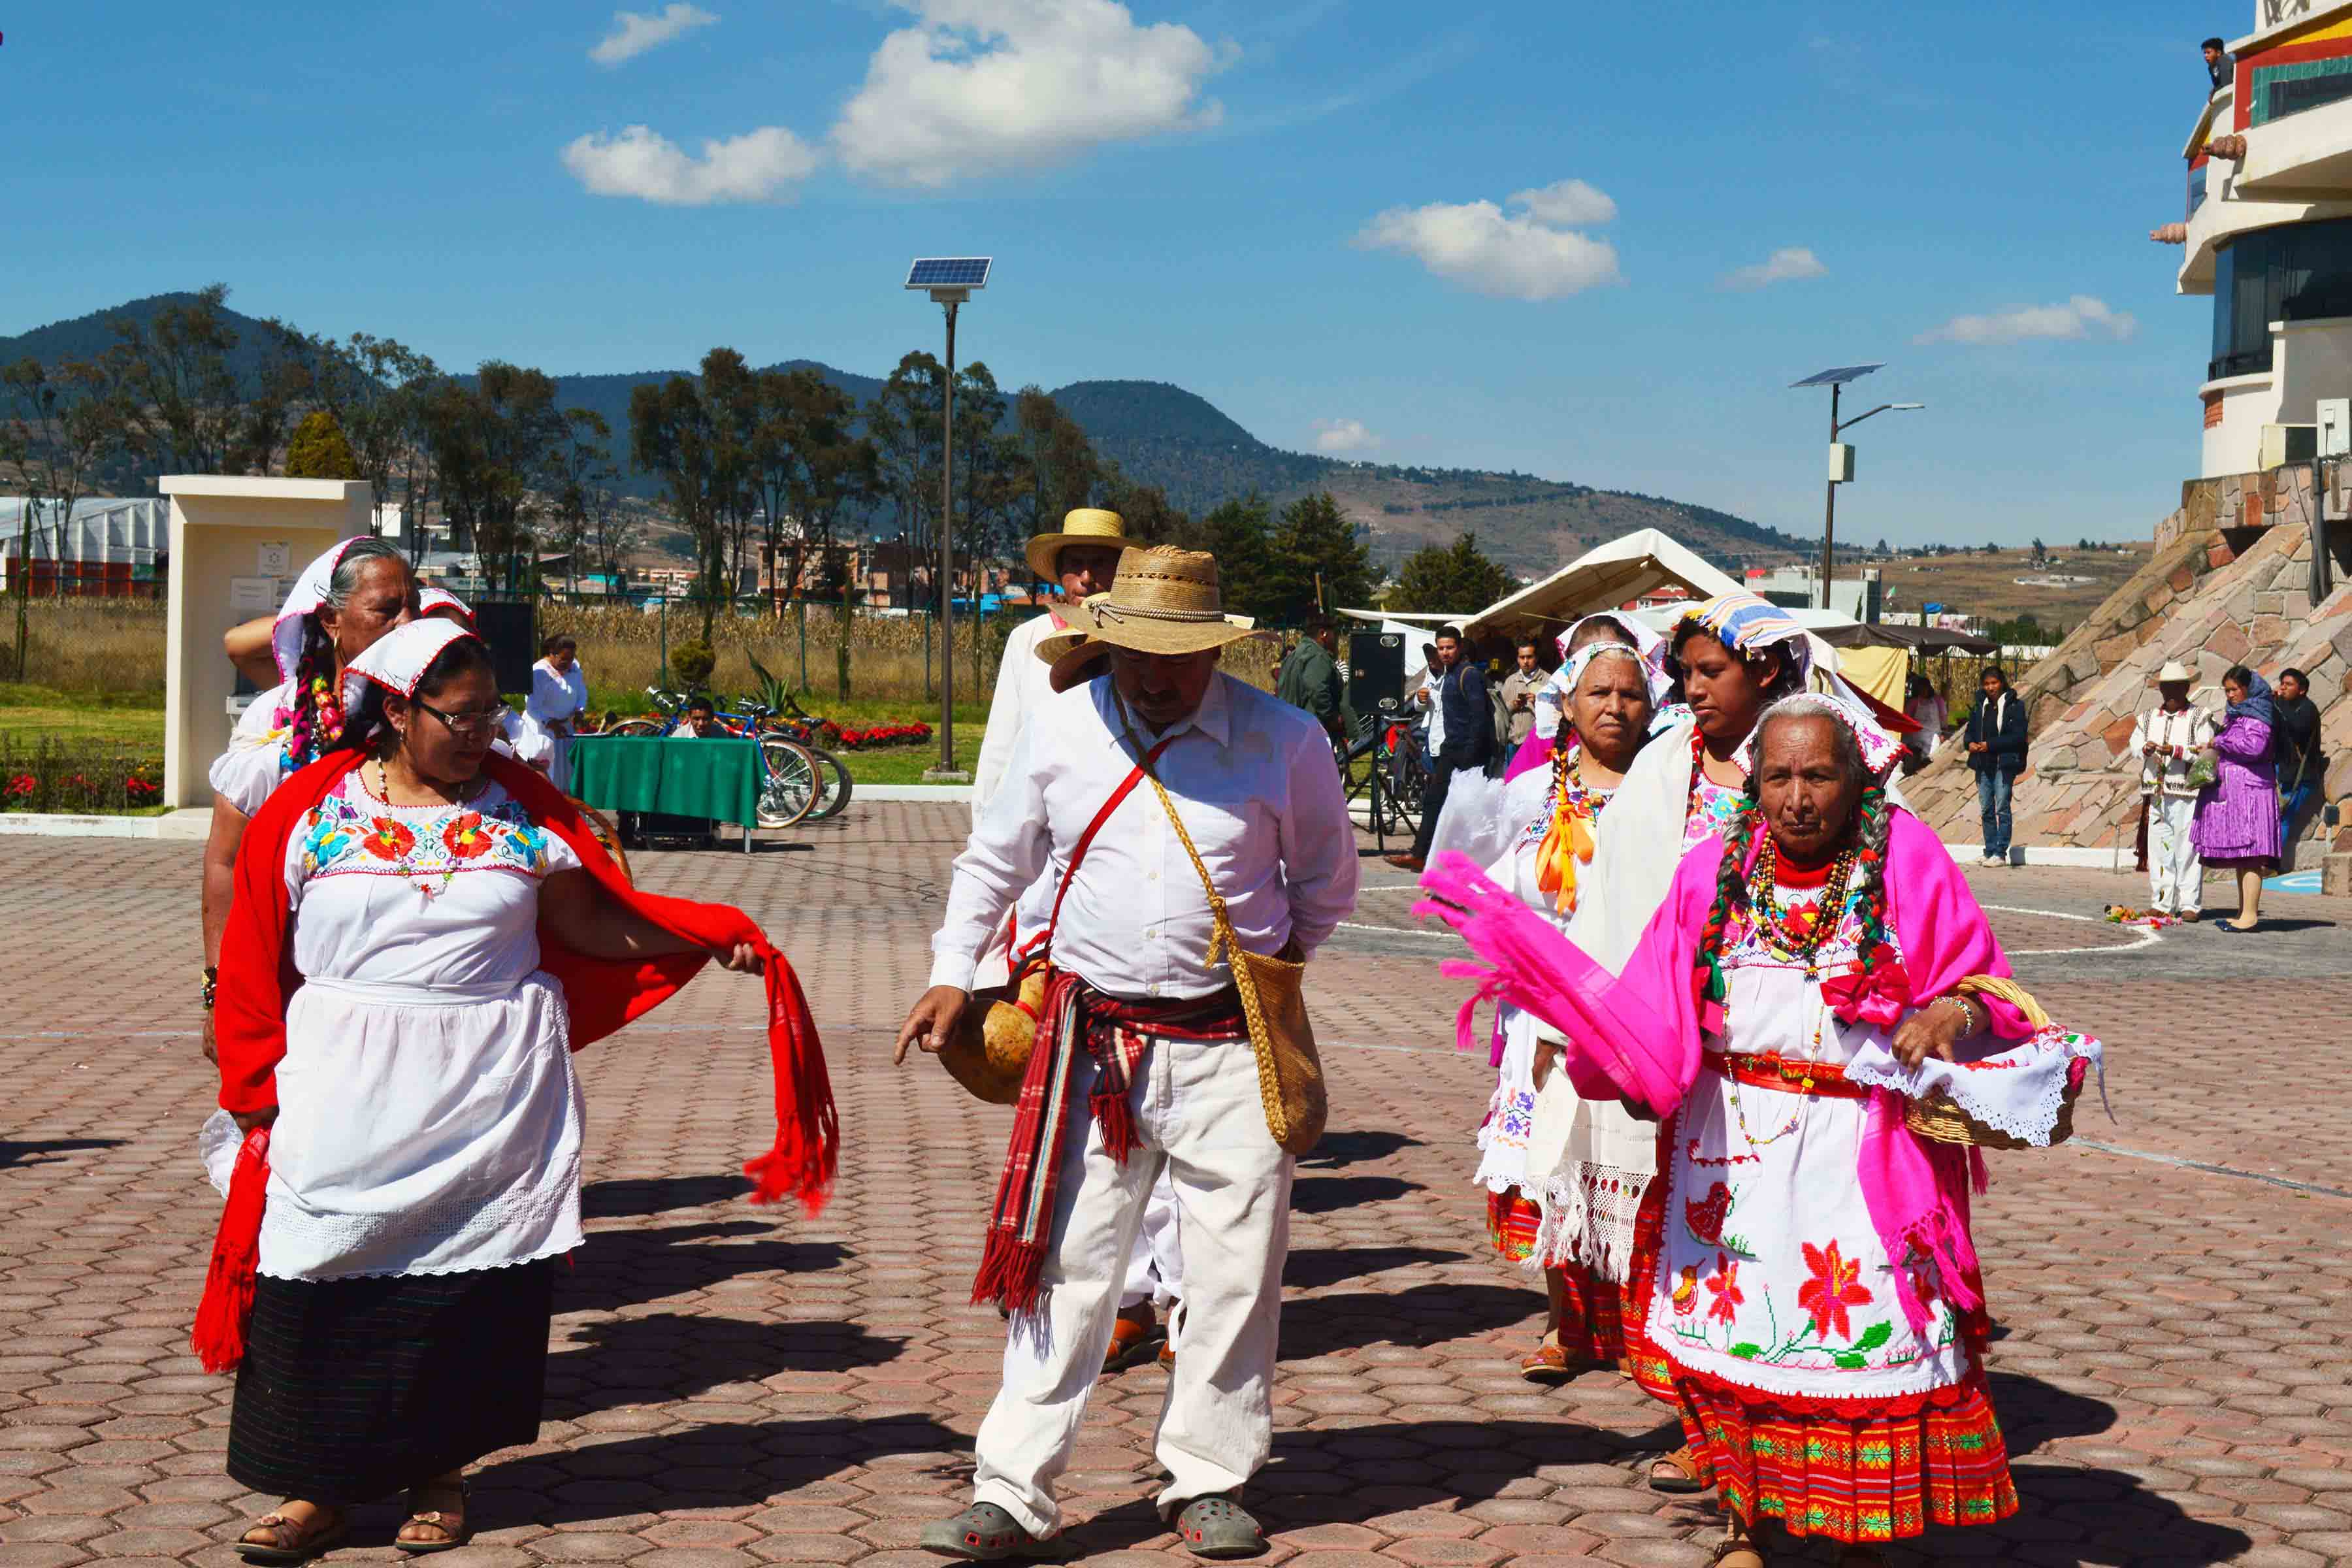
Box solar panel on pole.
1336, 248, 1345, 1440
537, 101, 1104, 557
906, 257, 992, 290
1789, 363, 1882, 389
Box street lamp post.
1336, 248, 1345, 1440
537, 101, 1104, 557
905, 258, 991, 782
1791, 363, 1921, 610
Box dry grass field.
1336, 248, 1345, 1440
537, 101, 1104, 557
1879, 542, 2156, 631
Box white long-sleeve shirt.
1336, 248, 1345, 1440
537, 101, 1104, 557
526, 659, 589, 730
928, 671, 1361, 1000
972, 610, 1069, 824
2130, 703, 2215, 797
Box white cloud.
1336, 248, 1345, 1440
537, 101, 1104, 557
830, 0, 1230, 188
590, 4, 719, 66
1506, 178, 1616, 226
1313, 418, 1381, 455
1353, 180, 1622, 301
1722, 246, 1827, 291
562, 124, 819, 204
1915, 295, 2138, 346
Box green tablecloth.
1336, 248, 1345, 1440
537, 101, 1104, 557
570, 736, 761, 827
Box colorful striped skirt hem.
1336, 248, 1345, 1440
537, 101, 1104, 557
1670, 1375, 2017, 1543
1486, 1188, 1543, 1262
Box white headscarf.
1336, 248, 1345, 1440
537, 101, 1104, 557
1736, 691, 1904, 779
340, 617, 481, 719
419, 584, 474, 625
270, 538, 405, 681
1534, 613, 1674, 741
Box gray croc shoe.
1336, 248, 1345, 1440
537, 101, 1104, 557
919, 1503, 1065, 1561
1173, 1495, 1267, 1560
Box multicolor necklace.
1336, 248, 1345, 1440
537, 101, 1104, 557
372, 759, 476, 901
1743, 833, 1858, 974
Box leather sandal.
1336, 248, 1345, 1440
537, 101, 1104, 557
1103, 1303, 1160, 1373
1518, 1337, 1573, 1383
1646, 1446, 1707, 1495
919, 1502, 1067, 1561
1173, 1495, 1267, 1560
1708, 1535, 1765, 1568
395, 1480, 470, 1556
235, 1505, 348, 1563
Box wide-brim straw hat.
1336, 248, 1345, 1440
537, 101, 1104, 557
1024, 508, 1132, 583
2156, 659, 2196, 683
1037, 546, 1263, 692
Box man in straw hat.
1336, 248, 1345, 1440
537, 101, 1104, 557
898, 545, 1359, 1560
973, 508, 1132, 819
973, 508, 1186, 1373
2132, 660, 2214, 920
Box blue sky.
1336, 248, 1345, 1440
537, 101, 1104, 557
10, 1, 2235, 547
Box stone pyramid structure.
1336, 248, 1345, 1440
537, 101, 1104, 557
1903, 477, 2347, 858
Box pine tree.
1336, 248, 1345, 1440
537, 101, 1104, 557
283, 410, 358, 479
1197, 495, 1275, 621
1389, 531, 1515, 615
1264, 492, 1375, 623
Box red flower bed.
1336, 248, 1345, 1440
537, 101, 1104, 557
830, 721, 933, 751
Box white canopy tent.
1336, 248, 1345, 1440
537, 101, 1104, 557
1461, 527, 1744, 641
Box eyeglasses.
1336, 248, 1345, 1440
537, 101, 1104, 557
413, 698, 504, 739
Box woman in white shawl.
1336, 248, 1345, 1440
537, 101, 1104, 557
1516, 595, 1811, 1462
1477, 615, 1665, 1380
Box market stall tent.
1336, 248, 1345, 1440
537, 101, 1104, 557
1462, 528, 1746, 642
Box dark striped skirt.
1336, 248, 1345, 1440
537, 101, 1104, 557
226, 1260, 553, 1504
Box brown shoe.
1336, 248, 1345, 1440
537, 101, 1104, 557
1384, 854, 1425, 872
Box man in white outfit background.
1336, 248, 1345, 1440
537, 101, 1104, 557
971, 509, 1187, 1373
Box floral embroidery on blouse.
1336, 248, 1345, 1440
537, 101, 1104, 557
1684, 776, 1748, 852
301, 792, 553, 879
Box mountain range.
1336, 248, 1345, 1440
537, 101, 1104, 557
3, 293, 1810, 578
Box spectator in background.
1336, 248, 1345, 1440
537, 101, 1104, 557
1389, 625, 1493, 872
2204, 36, 2232, 94
1276, 615, 1348, 747
1901, 673, 1948, 773
2273, 666, 2323, 849
523, 634, 593, 792
1965, 666, 2028, 867
1499, 638, 1544, 752
2196, 665, 2281, 932
679, 694, 729, 738
2134, 661, 2214, 921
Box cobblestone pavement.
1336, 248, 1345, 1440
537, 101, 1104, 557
3, 808, 2351, 1567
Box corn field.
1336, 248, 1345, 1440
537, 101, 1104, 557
3, 598, 1282, 702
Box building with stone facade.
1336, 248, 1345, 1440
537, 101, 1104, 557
1906, 0, 2352, 864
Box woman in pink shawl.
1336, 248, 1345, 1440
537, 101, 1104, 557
1421, 694, 2029, 1567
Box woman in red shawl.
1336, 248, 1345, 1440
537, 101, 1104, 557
206, 619, 833, 1561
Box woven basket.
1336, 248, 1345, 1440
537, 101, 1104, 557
1904, 975, 2076, 1150
574, 800, 632, 884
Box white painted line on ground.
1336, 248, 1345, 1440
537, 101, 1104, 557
1334, 920, 1456, 942
1976, 903, 2165, 956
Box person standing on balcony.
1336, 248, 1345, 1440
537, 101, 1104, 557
1964, 667, 2027, 867
2204, 37, 2232, 95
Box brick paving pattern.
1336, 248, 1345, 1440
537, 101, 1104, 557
3, 811, 2350, 1565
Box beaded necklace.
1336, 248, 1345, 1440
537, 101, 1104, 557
370, 758, 480, 901
1722, 834, 1857, 1150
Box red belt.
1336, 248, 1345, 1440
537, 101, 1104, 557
1702, 1049, 1870, 1100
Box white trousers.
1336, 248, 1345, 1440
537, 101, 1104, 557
2149, 793, 2202, 914
1120, 1172, 1184, 1310
972, 1030, 1292, 1538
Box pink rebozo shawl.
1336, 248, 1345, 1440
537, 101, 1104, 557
1417, 807, 2029, 1336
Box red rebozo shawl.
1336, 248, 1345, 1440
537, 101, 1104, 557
1416, 808, 2027, 1340
197, 749, 838, 1372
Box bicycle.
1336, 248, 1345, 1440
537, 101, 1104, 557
745, 692, 855, 823
608, 687, 823, 830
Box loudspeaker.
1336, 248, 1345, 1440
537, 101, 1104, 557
1348, 631, 1407, 715
468, 599, 538, 696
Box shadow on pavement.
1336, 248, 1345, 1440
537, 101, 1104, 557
1282, 1245, 1469, 1291
1290, 1174, 1418, 1214
0, 1137, 122, 1170
1281, 1282, 1535, 1358
1300, 1130, 1427, 1168
558, 1219, 849, 1316
1986, 1369, 2114, 1455
468, 1414, 963, 1526
580, 1173, 754, 1218
542, 1313, 903, 1418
